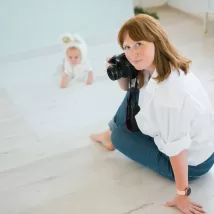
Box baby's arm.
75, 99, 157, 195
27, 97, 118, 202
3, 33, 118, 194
85, 71, 93, 85
60, 72, 69, 88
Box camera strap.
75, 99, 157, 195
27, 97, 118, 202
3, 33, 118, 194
126, 77, 141, 132
128, 76, 138, 89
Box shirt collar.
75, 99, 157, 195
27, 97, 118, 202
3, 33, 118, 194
143, 69, 159, 94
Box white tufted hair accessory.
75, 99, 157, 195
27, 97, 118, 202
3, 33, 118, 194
60, 33, 88, 63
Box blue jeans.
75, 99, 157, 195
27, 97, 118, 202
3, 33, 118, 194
109, 88, 214, 181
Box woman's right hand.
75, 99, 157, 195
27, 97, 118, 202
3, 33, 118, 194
105, 57, 112, 71
106, 56, 129, 91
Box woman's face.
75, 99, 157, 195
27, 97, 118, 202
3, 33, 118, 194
123, 33, 155, 71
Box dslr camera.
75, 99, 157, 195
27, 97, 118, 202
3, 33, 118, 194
107, 53, 138, 81
107, 53, 140, 132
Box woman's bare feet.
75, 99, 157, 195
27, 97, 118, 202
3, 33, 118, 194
90, 129, 115, 151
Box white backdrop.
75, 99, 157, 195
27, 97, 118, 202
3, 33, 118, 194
0, 0, 134, 58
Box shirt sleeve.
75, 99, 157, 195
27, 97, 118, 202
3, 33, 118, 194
153, 96, 193, 157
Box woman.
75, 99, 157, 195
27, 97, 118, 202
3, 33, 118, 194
90, 14, 214, 214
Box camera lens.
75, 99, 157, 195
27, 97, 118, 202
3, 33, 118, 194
107, 66, 121, 80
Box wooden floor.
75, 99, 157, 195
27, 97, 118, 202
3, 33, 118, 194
0, 6, 214, 214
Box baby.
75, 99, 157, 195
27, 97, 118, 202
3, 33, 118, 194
60, 34, 93, 88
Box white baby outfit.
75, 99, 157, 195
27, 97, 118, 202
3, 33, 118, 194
61, 34, 92, 82
63, 58, 92, 82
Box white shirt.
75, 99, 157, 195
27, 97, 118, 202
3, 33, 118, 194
135, 69, 214, 166
64, 58, 92, 82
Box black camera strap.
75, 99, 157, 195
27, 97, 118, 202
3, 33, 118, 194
126, 77, 141, 132
128, 76, 138, 89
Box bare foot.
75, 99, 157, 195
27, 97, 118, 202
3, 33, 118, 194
90, 130, 115, 151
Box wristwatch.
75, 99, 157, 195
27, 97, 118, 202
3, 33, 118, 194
176, 187, 191, 196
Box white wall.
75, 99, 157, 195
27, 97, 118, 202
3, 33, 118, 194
2, 0, 213, 59
0, 0, 134, 58
132, 0, 167, 8
132, 0, 214, 13
168, 0, 214, 23
210, 0, 214, 10
168, 0, 211, 12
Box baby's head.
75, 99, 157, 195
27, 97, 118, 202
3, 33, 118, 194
61, 33, 87, 65
66, 47, 81, 65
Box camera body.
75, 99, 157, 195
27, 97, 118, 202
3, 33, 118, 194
106, 53, 140, 132
107, 53, 138, 81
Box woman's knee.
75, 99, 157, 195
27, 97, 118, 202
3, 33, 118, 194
111, 127, 126, 148
111, 127, 136, 155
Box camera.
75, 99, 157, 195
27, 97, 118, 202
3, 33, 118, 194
107, 53, 138, 81
107, 53, 141, 132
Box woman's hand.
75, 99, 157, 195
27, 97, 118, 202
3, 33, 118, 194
105, 56, 128, 91
105, 57, 111, 70
165, 195, 206, 214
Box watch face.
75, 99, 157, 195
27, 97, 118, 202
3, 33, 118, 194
186, 188, 191, 196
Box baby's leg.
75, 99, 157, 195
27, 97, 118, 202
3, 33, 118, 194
60, 72, 69, 88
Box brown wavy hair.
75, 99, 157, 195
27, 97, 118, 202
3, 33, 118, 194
118, 14, 191, 88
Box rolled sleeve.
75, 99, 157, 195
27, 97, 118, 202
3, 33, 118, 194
152, 95, 193, 157
154, 134, 192, 157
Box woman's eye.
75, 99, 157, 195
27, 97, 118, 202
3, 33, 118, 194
75, 56, 78, 59
124, 46, 130, 50
136, 42, 142, 47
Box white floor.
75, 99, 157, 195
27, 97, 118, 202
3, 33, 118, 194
0, 6, 214, 214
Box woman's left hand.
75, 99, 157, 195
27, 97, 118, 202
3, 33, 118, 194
164, 195, 206, 214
